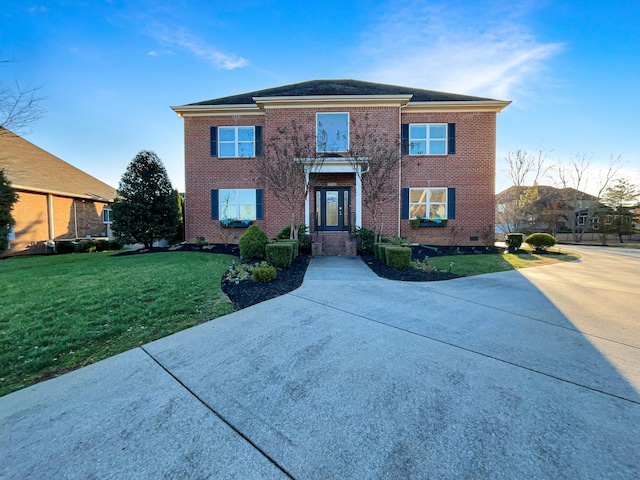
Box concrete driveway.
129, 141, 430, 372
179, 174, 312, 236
1, 247, 639, 479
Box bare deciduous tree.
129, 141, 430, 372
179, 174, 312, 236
1, 59, 45, 136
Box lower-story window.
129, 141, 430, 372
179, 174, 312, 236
409, 187, 447, 219
211, 189, 264, 221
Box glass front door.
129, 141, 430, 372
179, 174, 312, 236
315, 187, 350, 231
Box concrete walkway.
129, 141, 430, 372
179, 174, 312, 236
1, 251, 639, 479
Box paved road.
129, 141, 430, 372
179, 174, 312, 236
1, 247, 639, 479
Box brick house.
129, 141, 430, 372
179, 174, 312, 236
171, 80, 510, 254
0, 128, 116, 256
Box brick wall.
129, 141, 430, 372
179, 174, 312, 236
182, 106, 497, 246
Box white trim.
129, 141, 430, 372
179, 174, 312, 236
402, 100, 511, 113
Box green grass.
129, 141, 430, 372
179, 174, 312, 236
428, 249, 580, 276
0, 251, 237, 397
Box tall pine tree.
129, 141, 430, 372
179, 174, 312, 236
111, 150, 178, 248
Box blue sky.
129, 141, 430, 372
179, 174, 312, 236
2, 0, 639, 194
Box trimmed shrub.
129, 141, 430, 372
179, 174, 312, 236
95, 240, 110, 252
505, 233, 524, 253
373, 242, 385, 260
56, 241, 76, 254
277, 239, 299, 259
239, 225, 269, 259
525, 233, 557, 251
109, 239, 124, 250
385, 246, 412, 269
266, 243, 293, 268
252, 264, 277, 282
355, 227, 376, 253
77, 239, 97, 253
377, 244, 391, 264
276, 224, 307, 241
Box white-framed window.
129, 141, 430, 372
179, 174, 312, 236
102, 208, 112, 224
219, 189, 258, 220
409, 124, 447, 155
409, 187, 448, 219
317, 112, 349, 153
218, 126, 255, 157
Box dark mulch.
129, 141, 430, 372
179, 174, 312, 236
221, 253, 311, 310
359, 253, 461, 281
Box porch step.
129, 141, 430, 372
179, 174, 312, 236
312, 232, 356, 256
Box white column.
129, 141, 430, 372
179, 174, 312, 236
355, 168, 362, 228
304, 167, 310, 227
47, 194, 55, 240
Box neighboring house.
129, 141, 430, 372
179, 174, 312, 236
496, 185, 600, 234
171, 79, 510, 253
0, 128, 117, 256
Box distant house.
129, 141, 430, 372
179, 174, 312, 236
0, 128, 117, 256
171, 79, 510, 254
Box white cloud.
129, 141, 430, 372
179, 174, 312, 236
150, 24, 247, 70
357, 0, 563, 99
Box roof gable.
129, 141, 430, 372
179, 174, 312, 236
0, 129, 117, 201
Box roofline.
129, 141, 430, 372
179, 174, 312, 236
171, 97, 511, 117
402, 100, 511, 113
12, 184, 115, 202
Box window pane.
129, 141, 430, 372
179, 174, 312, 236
429, 140, 446, 155
410, 125, 426, 139
317, 113, 348, 152
237, 142, 254, 157
237, 127, 254, 141
409, 204, 426, 218
239, 205, 256, 220
410, 141, 426, 155
238, 189, 255, 204
219, 127, 235, 141
429, 124, 446, 139
410, 189, 427, 203
429, 204, 446, 218
219, 143, 235, 157
429, 188, 446, 203
220, 189, 236, 205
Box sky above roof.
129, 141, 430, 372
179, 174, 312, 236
2, 0, 639, 194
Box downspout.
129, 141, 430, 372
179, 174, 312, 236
397, 107, 402, 238
47, 194, 55, 240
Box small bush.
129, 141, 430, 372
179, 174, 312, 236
95, 240, 110, 252
525, 233, 557, 251
77, 240, 97, 253
276, 224, 307, 241
385, 246, 412, 269
252, 264, 277, 282
505, 233, 524, 252
277, 239, 299, 259
377, 244, 392, 264
266, 243, 293, 268
109, 239, 124, 250
355, 227, 376, 253
56, 241, 76, 254
239, 225, 269, 259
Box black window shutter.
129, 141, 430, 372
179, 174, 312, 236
447, 188, 456, 219
210, 127, 218, 157
256, 189, 264, 219
447, 123, 456, 154
401, 124, 409, 155
211, 189, 219, 220
255, 126, 263, 157
401, 188, 409, 219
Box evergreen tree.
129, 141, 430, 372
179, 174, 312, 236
0, 169, 18, 251
111, 150, 178, 248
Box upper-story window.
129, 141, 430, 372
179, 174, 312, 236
317, 113, 349, 153
218, 126, 255, 157
409, 124, 447, 155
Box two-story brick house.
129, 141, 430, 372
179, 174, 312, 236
171, 79, 509, 253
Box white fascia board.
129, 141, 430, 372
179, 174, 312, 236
253, 95, 413, 108
402, 100, 511, 113
170, 104, 263, 117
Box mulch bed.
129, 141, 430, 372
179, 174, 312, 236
359, 253, 461, 281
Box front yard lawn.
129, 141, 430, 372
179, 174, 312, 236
0, 251, 236, 397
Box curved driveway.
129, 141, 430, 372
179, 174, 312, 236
1, 246, 639, 479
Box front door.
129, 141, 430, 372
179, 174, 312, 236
315, 187, 350, 231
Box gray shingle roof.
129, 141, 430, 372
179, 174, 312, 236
188, 79, 499, 106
